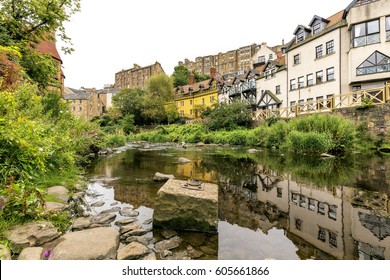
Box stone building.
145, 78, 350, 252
114, 62, 165, 89
178, 43, 258, 76
64, 86, 119, 120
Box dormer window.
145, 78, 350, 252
313, 23, 322, 35
297, 31, 305, 43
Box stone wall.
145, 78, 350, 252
331, 103, 390, 137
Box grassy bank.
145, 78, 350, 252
130, 114, 378, 155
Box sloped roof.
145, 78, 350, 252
37, 40, 62, 63
63, 87, 92, 100
176, 79, 213, 95
288, 10, 345, 50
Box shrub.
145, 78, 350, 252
284, 131, 333, 154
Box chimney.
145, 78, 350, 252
189, 73, 195, 85
210, 67, 216, 79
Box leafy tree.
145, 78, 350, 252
112, 88, 146, 125
0, 0, 80, 50
171, 65, 190, 87
205, 101, 253, 131
0, 0, 81, 89
194, 71, 210, 83
165, 103, 180, 124
146, 73, 174, 102
0, 46, 23, 90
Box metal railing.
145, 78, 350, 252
254, 83, 390, 120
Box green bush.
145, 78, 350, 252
284, 131, 333, 154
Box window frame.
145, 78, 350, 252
326, 40, 334, 55
293, 54, 300, 65
315, 45, 323, 59
307, 73, 313, 86
386, 16, 390, 41
352, 19, 380, 47
316, 70, 323, 84
275, 85, 281, 94
298, 76, 304, 88
326, 67, 335, 81
313, 22, 322, 35
290, 79, 296, 90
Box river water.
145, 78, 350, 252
85, 143, 390, 260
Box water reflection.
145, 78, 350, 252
86, 144, 390, 260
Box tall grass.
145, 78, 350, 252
131, 114, 370, 155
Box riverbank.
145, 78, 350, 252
130, 114, 384, 155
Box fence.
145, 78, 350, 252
254, 83, 390, 120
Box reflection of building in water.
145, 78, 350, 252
176, 161, 218, 183
232, 164, 390, 260
114, 184, 160, 209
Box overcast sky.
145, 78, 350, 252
57, 0, 353, 89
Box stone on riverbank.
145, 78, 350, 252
51, 227, 119, 260
178, 157, 191, 164
153, 172, 175, 182
0, 244, 12, 260
45, 201, 68, 212
47, 186, 70, 202
153, 179, 218, 232
117, 241, 150, 260
18, 247, 43, 260
4, 222, 60, 253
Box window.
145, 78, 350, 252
307, 74, 313, 86
317, 96, 324, 110
290, 79, 296, 90
269, 54, 273, 60
180, 101, 184, 107
290, 101, 296, 112
202, 98, 205, 104
387, 16, 390, 41
326, 67, 335, 81
316, 71, 323, 83
190, 100, 193, 105
352, 85, 361, 92
298, 76, 304, 88
210, 96, 215, 103
352, 19, 380, 47
297, 31, 304, 42
294, 54, 300, 65
307, 98, 315, 111
190, 109, 193, 115
299, 195, 306, 208
326, 94, 334, 108
318, 227, 326, 242
180, 110, 184, 117
357, 51, 390, 76
276, 85, 281, 94
329, 232, 338, 247
291, 193, 298, 204
316, 45, 323, 58
326, 40, 334, 54
277, 188, 283, 198
295, 219, 303, 231
308, 198, 316, 211
328, 205, 337, 220
313, 23, 322, 35
318, 202, 326, 215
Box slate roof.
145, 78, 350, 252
63, 87, 92, 100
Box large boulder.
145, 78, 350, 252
153, 179, 218, 232
51, 227, 119, 260
153, 172, 175, 182
46, 186, 69, 202
4, 221, 59, 253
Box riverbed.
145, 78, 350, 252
84, 143, 390, 260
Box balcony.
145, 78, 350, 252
352, 33, 380, 48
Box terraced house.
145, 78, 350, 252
252, 0, 390, 118
174, 68, 218, 119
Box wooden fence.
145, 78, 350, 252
254, 83, 390, 120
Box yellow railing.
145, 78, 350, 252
254, 83, 390, 121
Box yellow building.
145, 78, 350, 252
174, 68, 218, 119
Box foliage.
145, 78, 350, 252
146, 74, 174, 102
0, 46, 23, 90
0, 0, 81, 89
165, 102, 180, 124
0, 0, 80, 51
204, 101, 253, 131
194, 71, 210, 83
0, 83, 99, 219
121, 114, 135, 135
112, 87, 145, 124
171, 65, 190, 87
356, 97, 374, 110
284, 131, 333, 154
